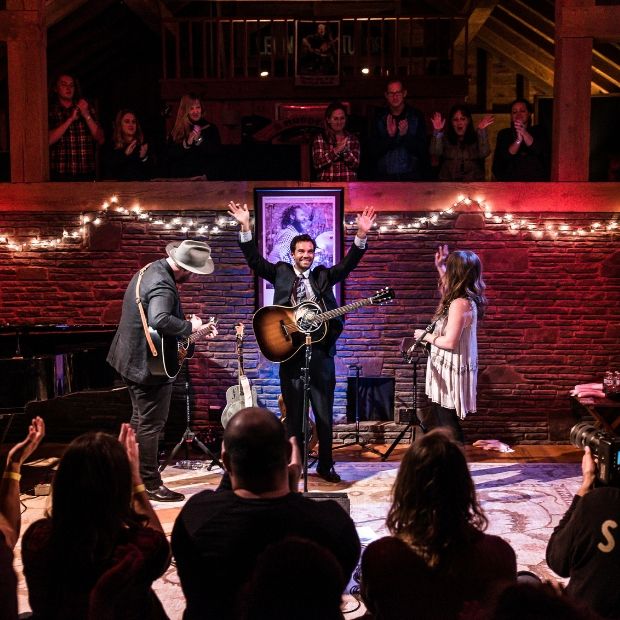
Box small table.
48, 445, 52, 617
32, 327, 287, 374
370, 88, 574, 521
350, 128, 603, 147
571, 395, 620, 435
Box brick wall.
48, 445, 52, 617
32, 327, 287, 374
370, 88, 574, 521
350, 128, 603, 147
1, 208, 618, 443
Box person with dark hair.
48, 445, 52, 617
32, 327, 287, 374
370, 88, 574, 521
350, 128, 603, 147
22, 425, 170, 619
166, 93, 221, 179
492, 98, 550, 181
361, 429, 517, 620
370, 79, 428, 181
107, 239, 217, 502
412, 244, 487, 443
48, 73, 105, 181
171, 407, 360, 620
267, 204, 310, 264
312, 102, 360, 181
104, 109, 154, 181
546, 446, 620, 619
227, 201, 375, 482
0, 417, 45, 620
430, 105, 495, 181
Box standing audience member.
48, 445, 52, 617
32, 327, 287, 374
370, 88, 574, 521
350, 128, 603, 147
227, 202, 375, 483
48, 74, 105, 181
492, 98, 549, 181
430, 105, 495, 181
172, 407, 360, 620
370, 79, 428, 181
361, 429, 517, 620
166, 93, 221, 179
0, 417, 45, 620
546, 446, 620, 619
104, 109, 154, 181
22, 425, 170, 619
413, 244, 486, 443
312, 102, 360, 181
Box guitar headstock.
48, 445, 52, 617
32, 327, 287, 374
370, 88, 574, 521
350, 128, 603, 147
235, 322, 245, 342
370, 287, 395, 305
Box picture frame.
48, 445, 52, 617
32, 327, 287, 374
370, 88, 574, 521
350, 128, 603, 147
295, 20, 340, 86
254, 187, 344, 308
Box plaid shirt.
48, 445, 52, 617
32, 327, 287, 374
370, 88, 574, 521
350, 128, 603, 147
312, 132, 360, 181
49, 103, 98, 177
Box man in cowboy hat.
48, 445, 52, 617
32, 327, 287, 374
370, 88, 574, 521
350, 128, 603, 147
107, 239, 217, 502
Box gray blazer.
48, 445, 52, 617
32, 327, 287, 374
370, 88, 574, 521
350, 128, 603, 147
107, 259, 191, 384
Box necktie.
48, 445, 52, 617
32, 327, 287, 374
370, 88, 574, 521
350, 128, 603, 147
294, 275, 307, 305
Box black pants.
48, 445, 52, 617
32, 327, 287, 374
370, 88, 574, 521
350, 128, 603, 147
125, 378, 174, 489
426, 402, 465, 444
279, 346, 335, 471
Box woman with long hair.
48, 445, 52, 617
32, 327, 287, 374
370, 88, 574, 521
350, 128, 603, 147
311, 101, 360, 181
413, 245, 487, 443
430, 104, 494, 181
166, 93, 221, 179
492, 98, 549, 180
22, 425, 170, 619
105, 109, 153, 180
361, 430, 516, 619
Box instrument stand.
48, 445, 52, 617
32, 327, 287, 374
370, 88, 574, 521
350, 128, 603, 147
159, 379, 223, 473
333, 365, 383, 457
301, 335, 313, 493
381, 352, 427, 461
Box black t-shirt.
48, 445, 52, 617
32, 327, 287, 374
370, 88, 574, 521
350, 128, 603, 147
171, 490, 360, 620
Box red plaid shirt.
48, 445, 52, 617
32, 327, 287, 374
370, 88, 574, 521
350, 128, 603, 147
312, 132, 360, 181
49, 103, 98, 178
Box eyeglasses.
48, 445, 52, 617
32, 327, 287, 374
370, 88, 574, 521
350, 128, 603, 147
386, 90, 403, 96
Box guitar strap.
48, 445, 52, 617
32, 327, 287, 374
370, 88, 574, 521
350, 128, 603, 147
135, 263, 158, 357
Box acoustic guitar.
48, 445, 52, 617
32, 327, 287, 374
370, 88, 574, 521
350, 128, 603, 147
147, 317, 217, 379
221, 323, 258, 428
253, 287, 395, 363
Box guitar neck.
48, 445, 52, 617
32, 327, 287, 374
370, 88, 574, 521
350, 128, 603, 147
318, 297, 375, 323
187, 323, 215, 345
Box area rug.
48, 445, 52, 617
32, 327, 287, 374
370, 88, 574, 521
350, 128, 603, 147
14, 461, 582, 618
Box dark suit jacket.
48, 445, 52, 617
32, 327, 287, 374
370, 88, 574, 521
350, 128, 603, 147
107, 259, 191, 384
240, 238, 367, 356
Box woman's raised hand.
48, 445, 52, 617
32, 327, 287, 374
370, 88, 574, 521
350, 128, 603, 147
431, 112, 445, 132
477, 114, 495, 131
435, 244, 449, 274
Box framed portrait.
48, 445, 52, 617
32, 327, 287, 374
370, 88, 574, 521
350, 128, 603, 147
254, 187, 344, 307
295, 20, 340, 86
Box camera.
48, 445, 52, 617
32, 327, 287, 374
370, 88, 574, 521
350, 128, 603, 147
570, 422, 620, 486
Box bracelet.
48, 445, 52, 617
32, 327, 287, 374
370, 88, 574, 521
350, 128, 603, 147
3, 471, 21, 482
133, 483, 146, 494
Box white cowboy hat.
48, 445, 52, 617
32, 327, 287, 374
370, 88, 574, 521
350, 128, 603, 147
166, 239, 214, 275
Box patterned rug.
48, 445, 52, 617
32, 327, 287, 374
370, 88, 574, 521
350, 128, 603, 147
14, 461, 582, 618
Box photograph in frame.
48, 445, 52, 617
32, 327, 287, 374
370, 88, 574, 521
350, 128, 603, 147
295, 20, 340, 86
254, 188, 344, 308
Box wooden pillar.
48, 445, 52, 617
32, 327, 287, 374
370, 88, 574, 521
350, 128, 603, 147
552, 0, 593, 182
5, 1, 48, 182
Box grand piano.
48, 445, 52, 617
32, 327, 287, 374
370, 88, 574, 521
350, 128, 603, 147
0, 324, 128, 441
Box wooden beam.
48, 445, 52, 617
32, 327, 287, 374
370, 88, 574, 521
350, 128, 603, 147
123, 0, 175, 34
44, 0, 89, 28
552, 0, 593, 182
557, 6, 620, 40
454, 0, 499, 49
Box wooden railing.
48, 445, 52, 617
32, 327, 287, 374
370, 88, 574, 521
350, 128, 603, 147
161, 16, 469, 80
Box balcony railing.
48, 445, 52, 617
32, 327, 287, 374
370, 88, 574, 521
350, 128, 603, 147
161, 16, 469, 80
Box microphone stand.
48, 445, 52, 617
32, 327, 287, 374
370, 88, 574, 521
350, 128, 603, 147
301, 334, 312, 493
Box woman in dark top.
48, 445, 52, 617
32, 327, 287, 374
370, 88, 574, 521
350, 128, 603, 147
492, 98, 550, 181
430, 104, 494, 181
22, 426, 170, 620
105, 109, 153, 180
166, 93, 221, 179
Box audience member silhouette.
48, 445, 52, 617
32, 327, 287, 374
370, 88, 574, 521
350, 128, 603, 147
104, 109, 154, 181
22, 425, 170, 619
430, 105, 494, 181
492, 98, 549, 181
172, 406, 360, 620
166, 93, 221, 179
370, 79, 428, 181
361, 429, 516, 619
48, 74, 105, 181
312, 102, 360, 181
0, 417, 45, 620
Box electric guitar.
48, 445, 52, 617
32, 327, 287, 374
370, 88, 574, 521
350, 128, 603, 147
221, 323, 258, 428
147, 317, 218, 379
253, 287, 395, 363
